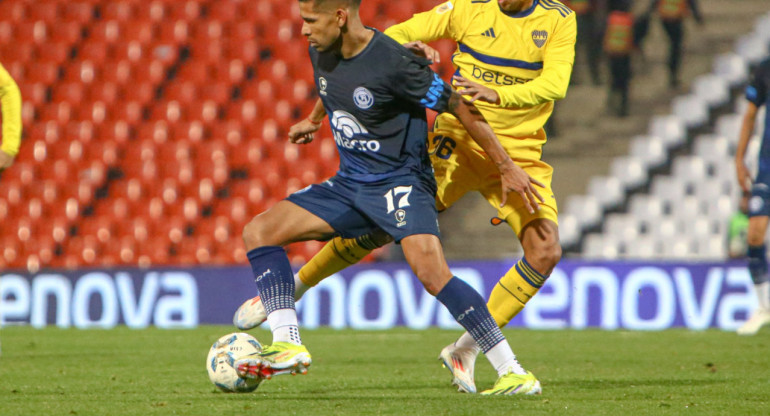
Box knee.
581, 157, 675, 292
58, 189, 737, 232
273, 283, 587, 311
528, 242, 562, 276
242, 218, 270, 251
409, 249, 450, 295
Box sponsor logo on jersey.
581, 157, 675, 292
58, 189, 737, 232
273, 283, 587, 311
331, 110, 381, 152
353, 87, 374, 109
437, 1, 454, 14
395, 209, 407, 227
481, 27, 496, 38
469, 64, 532, 86
420, 73, 446, 109
532, 30, 548, 48
319, 77, 328, 96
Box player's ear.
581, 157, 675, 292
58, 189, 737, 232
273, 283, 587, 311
334, 7, 348, 28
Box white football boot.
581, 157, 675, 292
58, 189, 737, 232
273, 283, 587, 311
233, 295, 267, 330
439, 343, 479, 393
737, 308, 770, 335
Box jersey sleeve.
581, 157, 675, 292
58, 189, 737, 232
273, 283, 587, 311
384, 0, 463, 44
0, 62, 22, 156
391, 54, 453, 113
746, 62, 768, 107
496, 13, 577, 108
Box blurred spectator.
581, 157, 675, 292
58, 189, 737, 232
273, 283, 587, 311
0, 61, 22, 171
564, 0, 604, 86
727, 191, 750, 259
603, 0, 634, 117
646, 0, 703, 88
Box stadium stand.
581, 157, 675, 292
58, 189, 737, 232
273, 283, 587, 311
1, 0, 768, 271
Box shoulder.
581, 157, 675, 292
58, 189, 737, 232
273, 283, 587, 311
371, 31, 433, 70
536, 0, 576, 20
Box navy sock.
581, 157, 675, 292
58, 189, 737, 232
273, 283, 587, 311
748, 245, 768, 284
436, 277, 504, 354
247, 246, 296, 315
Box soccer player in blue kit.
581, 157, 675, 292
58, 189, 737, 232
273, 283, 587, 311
233, 0, 545, 395
735, 57, 770, 335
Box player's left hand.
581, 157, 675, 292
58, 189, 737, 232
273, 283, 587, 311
497, 159, 545, 214
453, 76, 501, 105
288, 118, 322, 144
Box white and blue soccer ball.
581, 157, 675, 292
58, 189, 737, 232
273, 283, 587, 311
206, 332, 263, 393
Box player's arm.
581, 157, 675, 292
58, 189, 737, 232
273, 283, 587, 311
289, 98, 325, 144
479, 14, 577, 108
446, 91, 544, 212
735, 64, 767, 192
384, 0, 458, 45
735, 102, 759, 193
0, 62, 22, 170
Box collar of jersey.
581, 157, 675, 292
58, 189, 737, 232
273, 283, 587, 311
340, 27, 379, 61
500, 0, 539, 18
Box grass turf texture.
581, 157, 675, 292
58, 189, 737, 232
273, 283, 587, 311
0, 327, 768, 415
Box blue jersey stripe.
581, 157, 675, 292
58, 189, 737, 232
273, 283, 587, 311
458, 43, 543, 70
540, 0, 571, 17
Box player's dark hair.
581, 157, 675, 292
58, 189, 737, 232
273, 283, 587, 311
299, 0, 362, 9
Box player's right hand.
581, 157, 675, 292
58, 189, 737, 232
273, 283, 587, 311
0, 150, 14, 171
288, 118, 322, 144
402, 41, 440, 64
498, 160, 544, 214
736, 162, 752, 193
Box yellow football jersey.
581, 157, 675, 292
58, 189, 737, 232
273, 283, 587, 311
385, 0, 576, 138
0, 61, 22, 157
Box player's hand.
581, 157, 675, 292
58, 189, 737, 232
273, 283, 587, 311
288, 118, 322, 144
497, 159, 545, 214
736, 162, 752, 193
402, 41, 440, 64
0, 150, 14, 171
453, 76, 501, 105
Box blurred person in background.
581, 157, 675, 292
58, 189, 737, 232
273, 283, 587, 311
646, 0, 703, 89
564, 0, 604, 86
734, 57, 770, 335
0, 61, 22, 172
603, 0, 634, 117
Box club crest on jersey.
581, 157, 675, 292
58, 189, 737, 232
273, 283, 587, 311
395, 209, 407, 227
319, 77, 328, 96
532, 30, 548, 48
353, 87, 374, 109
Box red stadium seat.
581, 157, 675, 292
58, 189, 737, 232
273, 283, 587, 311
88, 81, 120, 104
198, 82, 230, 104
210, 60, 246, 85
62, 60, 97, 84
186, 100, 219, 123
0, 2, 25, 23
63, 121, 95, 143
16, 21, 48, 45
207, 2, 237, 21
49, 21, 82, 44
18, 83, 47, 106
226, 21, 256, 41
99, 60, 132, 84
225, 39, 258, 62
135, 1, 166, 22
78, 39, 109, 63
122, 82, 156, 103
165, 81, 198, 102
156, 20, 188, 44
167, 1, 201, 21
90, 20, 121, 43
131, 60, 166, 83
101, 2, 135, 21
110, 40, 144, 63
36, 42, 71, 65
25, 63, 58, 84
62, 2, 94, 25
38, 102, 73, 126
97, 121, 132, 144
51, 81, 85, 105
1, 44, 34, 66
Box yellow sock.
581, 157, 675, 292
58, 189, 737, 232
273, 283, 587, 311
487, 258, 548, 327
297, 236, 373, 287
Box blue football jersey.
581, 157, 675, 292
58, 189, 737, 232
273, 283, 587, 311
746, 58, 770, 174
309, 29, 453, 182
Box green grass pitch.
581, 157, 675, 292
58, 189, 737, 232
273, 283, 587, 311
0, 326, 768, 415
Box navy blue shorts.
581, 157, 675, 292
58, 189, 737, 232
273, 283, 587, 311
286, 174, 439, 242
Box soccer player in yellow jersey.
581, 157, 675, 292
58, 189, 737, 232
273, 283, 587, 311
235, 0, 575, 393
0, 61, 22, 171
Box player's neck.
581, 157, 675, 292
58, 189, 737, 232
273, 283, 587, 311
339, 20, 374, 59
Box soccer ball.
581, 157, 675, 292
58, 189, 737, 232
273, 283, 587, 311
206, 332, 263, 393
